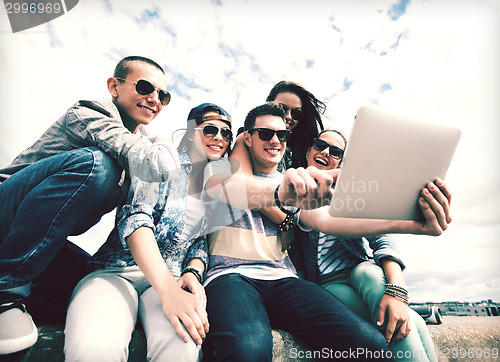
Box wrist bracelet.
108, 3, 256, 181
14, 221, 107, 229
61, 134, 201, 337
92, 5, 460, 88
384, 289, 409, 304
274, 185, 300, 215
385, 283, 408, 296
277, 213, 297, 234
181, 266, 203, 283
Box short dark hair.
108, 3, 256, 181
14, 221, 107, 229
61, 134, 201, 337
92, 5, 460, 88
243, 103, 285, 131
113, 56, 164, 80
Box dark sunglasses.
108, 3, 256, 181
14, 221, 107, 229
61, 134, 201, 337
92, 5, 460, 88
279, 103, 304, 121
195, 124, 233, 142
116, 78, 171, 106
248, 128, 291, 142
312, 138, 344, 160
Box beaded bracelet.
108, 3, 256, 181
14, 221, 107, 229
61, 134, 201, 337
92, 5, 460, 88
274, 185, 300, 215
384, 285, 409, 304
384, 290, 409, 304
181, 266, 203, 284
385, 283, 409, 295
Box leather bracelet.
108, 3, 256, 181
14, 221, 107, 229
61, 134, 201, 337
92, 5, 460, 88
277, 213, 297, 234
274, 185, 300, 215
181, 266, 203, 284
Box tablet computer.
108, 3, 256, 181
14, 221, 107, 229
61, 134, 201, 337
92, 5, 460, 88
328, 106, 461, 220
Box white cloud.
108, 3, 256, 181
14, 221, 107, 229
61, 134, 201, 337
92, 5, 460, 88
1, 0, 499, 303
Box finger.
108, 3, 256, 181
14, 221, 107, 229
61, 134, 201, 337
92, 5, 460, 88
168, 316, 191, 344
403, 320, 411, 339
418, 197, 442, 236
326, 169, 340, 181
315, 174, 333, 201
435, 178, 452, 205
190, 309, 208, 340
429, 180, 452, 223
308, 167, 335, 195
191, 305, 210, 339
283, 168, 307, 196
385, 321, 395, 344
180, 313, 203, 345
394, 320, 409, 342
376, 305, 386, 327
297, 167, 319, 197
197, 305, 210, 334
421, 188, 448, 231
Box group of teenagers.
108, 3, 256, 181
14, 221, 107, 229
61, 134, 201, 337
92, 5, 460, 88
0, 56, 453, 361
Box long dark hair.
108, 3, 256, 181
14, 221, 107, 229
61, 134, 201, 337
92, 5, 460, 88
266, 81, 325, 168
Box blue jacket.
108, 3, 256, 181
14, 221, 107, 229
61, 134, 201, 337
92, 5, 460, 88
290, 228, 405, 283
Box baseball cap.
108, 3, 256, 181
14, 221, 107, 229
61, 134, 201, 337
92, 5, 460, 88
187, 103, 232, 128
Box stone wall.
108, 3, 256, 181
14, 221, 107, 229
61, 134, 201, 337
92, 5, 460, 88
5, 316, 500, 362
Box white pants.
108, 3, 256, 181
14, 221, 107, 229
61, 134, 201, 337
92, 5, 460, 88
64, 266, 200, 362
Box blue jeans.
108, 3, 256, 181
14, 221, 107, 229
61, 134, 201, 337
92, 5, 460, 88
202, 274, 390, 361
0, 147, 121, 293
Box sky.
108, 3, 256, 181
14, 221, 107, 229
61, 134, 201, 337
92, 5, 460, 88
1, 0, 499, 303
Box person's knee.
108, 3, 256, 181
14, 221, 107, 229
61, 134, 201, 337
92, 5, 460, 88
84, 147, 122, 189
352, 323, 390, 359
148, 334, 200, 361
351, 261, 385, 288
226, 334, 272, 362
64, 335, 128, 362
207, 327, 273, 362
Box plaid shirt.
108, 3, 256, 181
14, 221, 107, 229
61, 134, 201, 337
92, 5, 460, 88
89, 153, 213, 277
0, 99, 179, 183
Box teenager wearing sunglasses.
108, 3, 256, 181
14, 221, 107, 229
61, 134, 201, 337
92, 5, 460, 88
227, 81, 326, 251
0, 56, 181, 355
201, 104, 391, 361
293, 130, 440, 361
64, 103, 232, 361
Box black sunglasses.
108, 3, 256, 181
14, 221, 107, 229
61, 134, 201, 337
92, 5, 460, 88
312, 138, 344, 160
116, 78, 171, 106
195, 124, 233, 142
248, 128, 291, 142
279, 103, 304, 121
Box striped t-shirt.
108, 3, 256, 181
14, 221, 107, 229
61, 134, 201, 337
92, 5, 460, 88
317, 233, 361, 276
203, 170, 297, 286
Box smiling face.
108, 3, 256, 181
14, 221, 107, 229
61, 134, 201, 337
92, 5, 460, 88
244, 114, 286, 173
307, 131, 346, 170
273, 91, 302, 131
191, 114, 231, 162
108, 61, 167, 132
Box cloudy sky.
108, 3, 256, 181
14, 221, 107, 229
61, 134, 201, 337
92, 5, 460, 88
1, 0, 499, 303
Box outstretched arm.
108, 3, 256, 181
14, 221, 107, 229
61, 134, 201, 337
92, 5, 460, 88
204, 162, 338, 210
300, 179, 452, 237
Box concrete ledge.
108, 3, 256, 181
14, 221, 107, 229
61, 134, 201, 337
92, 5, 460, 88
3, 317, 499, 361
427, 317, 500, 362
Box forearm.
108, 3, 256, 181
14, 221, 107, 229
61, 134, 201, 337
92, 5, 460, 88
126, 226, 179, 296
206, 172, 278, 209
300, 208, 428, 237
381, 259, 405, 286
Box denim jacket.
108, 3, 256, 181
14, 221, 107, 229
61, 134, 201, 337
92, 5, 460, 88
290, 229, 405, 283
89, 153, 215, 278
